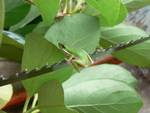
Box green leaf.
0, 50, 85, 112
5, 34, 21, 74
22, 33, 73, 96
5, 0, 23, 10
64, 79, 143, 113
0, 84, 13, 109
38, 80, 78, 113
45, 14, 100, 53
10, 5, 40, 32
82, 2, 127, 27
0, 0, 4, 48
123, 0, 150, 12
33, 0, 60, 24
4, 0, 30, 28
82, 5, 99, 16
14, 24, 37, 36
85, 0, 127, 26
3, 31, 25, 45
33, 22, 50, 35
63, 64, 138, 89
0, 31, 24, 61
115, 2, 127, 25
100, 23, 150, 67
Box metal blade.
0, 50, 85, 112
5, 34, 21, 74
0, 35, 150, 86
0, 60, 68, 86
91, 35, 150, 59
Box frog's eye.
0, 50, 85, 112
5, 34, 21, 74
58, 43, 66, 49
58, 43, 70, 56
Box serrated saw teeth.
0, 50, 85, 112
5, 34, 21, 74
19, 69, 28, 76
119, 44, 123, 47
91, 35, 150, 59
106, 47, 110, 51
140, 36, 145, 39
15, 73, 19, 77
125, 42, 130, 45
29, 68, 39, 73
0, 35, 150, 86
130, 40, 134, 43
100, 49, 106, 53
40, 63, 49, 70
0, 75, 4, 80
116, 45, 120, 48
0, 75, 7, 80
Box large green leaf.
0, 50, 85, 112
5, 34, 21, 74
5, 0, 23, 10
63, 64, 138, 88
45, 14, 100, 53
33, 22, 50, 35
115, 2, 127, 25
123, 0, 150, 12
100, 23, 150, 67
0, 84, 13, 109
3, 31, 25, 45
22, 33, 73, 96
0, 31, 24, 61
64, 79, 143, 113
82, 2, 127, 27
38, 80, 78, 113
0, 0, 4, 48
10, 5, 40, 32
13, 24, 37, 36
33, 0, 60, 24
4, 0, 30, 28
85, 0, 127, 26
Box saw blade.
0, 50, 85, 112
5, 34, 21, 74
0, 60, 68, 86
91, 35, 150, 59
0, 35, 150, 86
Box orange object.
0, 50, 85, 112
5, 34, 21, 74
90, 55, 121, 66
2, 91, 27, 110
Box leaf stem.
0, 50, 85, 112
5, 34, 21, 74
72, 0, 83, 13
25, 106, 39, 113
23, 96, 31, 113
31, 94, 38, 108
69, 0, 72, 13
63, 0, 68, 14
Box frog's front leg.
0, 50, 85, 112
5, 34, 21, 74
65, 54, 74, 62
70, 59, 89, 72
65, 55, 81, 72
70, 59, 81, 72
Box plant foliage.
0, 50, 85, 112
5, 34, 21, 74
0, 0, 150, 113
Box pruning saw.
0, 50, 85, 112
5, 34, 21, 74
0, 35, 150, 86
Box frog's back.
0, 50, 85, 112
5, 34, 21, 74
66, 45, 89, 61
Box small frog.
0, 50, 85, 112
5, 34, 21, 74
59, 43, 93, 72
